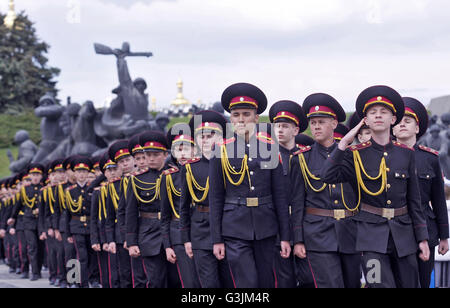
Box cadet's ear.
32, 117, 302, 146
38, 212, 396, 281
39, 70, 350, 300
391, 115, 397, 125
331, 119, 338, 130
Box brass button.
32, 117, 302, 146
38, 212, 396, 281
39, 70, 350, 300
387, 200, 392, 205
332, 184, 336, 189
426, 175, 430, 179
251, 187, 255, 191
334, 200, 339, 204
250, 171, 254, 176
387, 184, 391, 189
386, 168, 390, 172
384, 152, 388, 157
402, 174, 405, 178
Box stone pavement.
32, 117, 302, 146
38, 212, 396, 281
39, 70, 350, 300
0, 263, 52, 288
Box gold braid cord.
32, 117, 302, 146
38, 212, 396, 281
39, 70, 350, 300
221, 145, 252, 189
58, 184, 66, 210
131, 176, 160, 204
99, 185, 108, 221
47, 186, 56, 215
166, 174, 181, 219
185, 164, 209, 203
109, 183, 120, 211
298, 154, 327, 193
21, 187, 36, 209
65, 189, 83, 213
353, 150, 387, 196
121, 177, 129, 200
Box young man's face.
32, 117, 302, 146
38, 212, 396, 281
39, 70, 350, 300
104, 168, 122, 182
74, 170, 89, 184
230, 108, 259, 137
145, 151, 168, 170
94, 169, 102, 177
358, 128, 372, 144
172, 143, 195, 165
66, 170, 76, 184
117, 156, 135, 174
87, 172, 96, 185
274, 122, 299, 146
309, 117, 337, 144
393, 115, 419, 140
133, 153, 147, 170
365, 105, 396, 133
29, 173, 42, 185
195, 131, 223, 155
54, 170, 66, 183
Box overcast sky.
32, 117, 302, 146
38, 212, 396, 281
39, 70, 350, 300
2, 0, 450, 114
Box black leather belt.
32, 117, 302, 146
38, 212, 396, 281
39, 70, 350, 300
225, 195, 273, 207
139, 211, 161, 220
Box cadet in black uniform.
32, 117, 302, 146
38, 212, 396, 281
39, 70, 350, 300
63, 157, 100, 288
321, 85, 430, 288
160, 124, 201, 288
269, 100, 311, 288
209, 83, 291, 288
180, 110, 234, 288
290, 94, 361, 288
126, 131, 169, 288
393, 97, 449, 288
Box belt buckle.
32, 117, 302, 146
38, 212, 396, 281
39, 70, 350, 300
246, 198, 259, 207
382, 208, 395, 220
334, 209, 346, 221
158, 212, 161, 220
80, 216, 87, 223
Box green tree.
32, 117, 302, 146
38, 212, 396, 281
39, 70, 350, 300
0, 11, 60, 111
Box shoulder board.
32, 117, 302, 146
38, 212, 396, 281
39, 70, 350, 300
348, 141, 372, 152
418, 145, 439, 156
393, 141, 414, 151
256, 132, 275, 144
134, 168, 149, 176
218, 137, 236, 147
163, 166, 180, 176
293, 145, 312, 156
183, 158, 201, 166
65, 184, 77, 192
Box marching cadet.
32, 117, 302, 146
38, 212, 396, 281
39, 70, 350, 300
8, 164, 45, 281
392, 97, 449, 288
290, 94, 361, 288
107, 140, 134, 288
1, 178, 19, 274
180, 110, 233, 288
93, 153, 120, 288
126, 131, 169, 288
209, 83, 291, 288
321, 85, 430, 288
63, 156, 100, 288
269, 100, 312, 288
160, 124, 201, 288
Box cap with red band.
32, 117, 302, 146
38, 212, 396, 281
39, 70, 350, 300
303, 93, 346, 123
221, 83, 268, 114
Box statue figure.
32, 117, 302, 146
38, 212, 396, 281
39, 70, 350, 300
150, 112, 170, 133
8, 130, 38, 175
423, 124, 444, 151
70, 100, 101, 156
32, 93, 65, 164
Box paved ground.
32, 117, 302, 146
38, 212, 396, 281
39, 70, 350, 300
0, 263, 52, 288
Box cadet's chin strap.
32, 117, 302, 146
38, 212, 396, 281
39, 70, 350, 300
221, 145, 252, 189
185, 163, 209, 203
166, 174, 181, 219
21, 186, 36, 209
130, 176, 160, 204
65, 189, 83, 213
298, 154, 327, 192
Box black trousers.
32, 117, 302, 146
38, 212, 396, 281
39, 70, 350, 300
116, 245, 132, 288
17, 230, 29, 273
361, 235, 420, 288
131, 255, 147, 288
5, 233, 17, 270
72, 234, 100, 288
55, 239, 66, 282
96, 250, 109, 288
224, 236, 276, 288
23, 230, 39, 275
273, 245, 296, 288
142, 250, 167, 288
295, 257, 315, 288
107, 251, 121, 288
173, 244, 201, 288
418, 245, 436, 288
193, 249, 234, 288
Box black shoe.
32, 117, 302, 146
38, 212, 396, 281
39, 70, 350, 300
15, 268, 21, 275
54, 279, 60, 287
21, 272, 29, 279
49, 278, 56, 285
59, 281, 68, 288
30, 274, 40, 281
90, 281, 101, 288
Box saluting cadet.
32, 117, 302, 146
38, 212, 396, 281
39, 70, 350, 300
63, 156, 100, 288
321, 85, 430, 288
290, 94, 361, 288
126, 131, 169, 287
393, 97, 449, 288
8, 164, 45, 281
334, 124, 349, 142
160, 124, 201, 288
209, 83, 291, 288
269, 100, 312, 288
179, 110, 233, 288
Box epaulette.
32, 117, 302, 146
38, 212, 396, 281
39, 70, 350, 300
293, 145, 312, 156
182, 158, 201, 166
256, 132, 275, 144
393, 141, 414, 151
218, 137, 236, 147
134, 168, 149, 176
418, 145, 439, 156
65, 184, 77, 192
348, 141, 372, 152
163, 166, 179, 176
